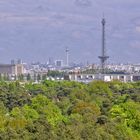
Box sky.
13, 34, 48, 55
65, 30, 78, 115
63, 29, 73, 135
0, 0, 140, 64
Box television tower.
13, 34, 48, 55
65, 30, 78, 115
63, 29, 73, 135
66, 47, 69, 67
98, 18, 109, 73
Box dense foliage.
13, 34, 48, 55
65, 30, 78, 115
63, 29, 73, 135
0, 80, 140, 139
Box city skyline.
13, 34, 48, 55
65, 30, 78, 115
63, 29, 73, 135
0, 0, 140, 63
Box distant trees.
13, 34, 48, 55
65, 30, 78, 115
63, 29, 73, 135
47, 70, 65, 77
27, 73, 31, 81
37, 74, 41, 81
42, 74, 47, 81
18, 74, 24, 81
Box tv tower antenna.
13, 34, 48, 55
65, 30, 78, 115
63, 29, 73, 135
98, 17, 109, 73
66, 47, 69, 67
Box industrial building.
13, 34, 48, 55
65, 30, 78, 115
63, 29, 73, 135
67, 73, 140, 83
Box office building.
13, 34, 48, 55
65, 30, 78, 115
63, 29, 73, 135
55, 60, 63, 67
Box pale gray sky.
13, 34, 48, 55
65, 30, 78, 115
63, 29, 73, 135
0, 0, 140, 64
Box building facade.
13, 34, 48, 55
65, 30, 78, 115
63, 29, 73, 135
0, 64, 24, 76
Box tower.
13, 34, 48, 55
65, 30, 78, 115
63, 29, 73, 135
11, 59, 15, 65
17, 59, 22, 64
98, 18, 109, 73
66, 47, 69, 67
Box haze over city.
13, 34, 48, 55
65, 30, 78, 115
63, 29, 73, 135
0, 0, 140, 63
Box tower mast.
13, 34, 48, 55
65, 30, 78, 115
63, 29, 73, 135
66, 47, 69, 67
98, 18, 109, 73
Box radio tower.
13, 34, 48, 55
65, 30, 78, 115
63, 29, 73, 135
98, 17, 109, 73
66, 47, 69, 67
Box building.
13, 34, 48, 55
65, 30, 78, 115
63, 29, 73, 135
67, 73, 140, 83
0, 64, 16, 75
15, 64, 24, 75
55, 60, 63, 67
0, 62, 24, 76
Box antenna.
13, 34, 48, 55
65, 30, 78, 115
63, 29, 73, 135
98, 17, 109, 74
66, 47, 69, 67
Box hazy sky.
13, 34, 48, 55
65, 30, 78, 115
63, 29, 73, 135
0, 0, 140, 64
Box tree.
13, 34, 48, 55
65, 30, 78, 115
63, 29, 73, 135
89, 81, 112, 97
27, 74, 31, 81
18, 74, 24, 81
69, 101, 101, 124
3, 74, 9, 81
0, 74, 3, 81
37, 74, 41, 81
22, 105, 39, 121
42, 74, 47, 81
110, 101, 140, 132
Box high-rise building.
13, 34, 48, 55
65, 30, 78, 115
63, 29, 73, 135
11, 59, 15, 65
48, 57, 54, 65
17, 59, 22, 64
55, 60, 63, 67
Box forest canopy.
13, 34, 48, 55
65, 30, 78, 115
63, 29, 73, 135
0, 80, 140, 139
